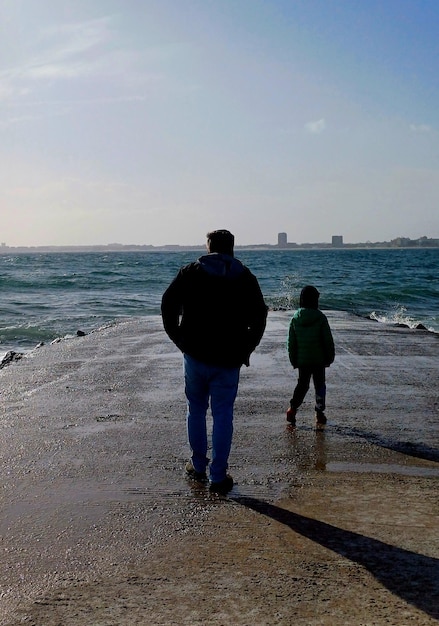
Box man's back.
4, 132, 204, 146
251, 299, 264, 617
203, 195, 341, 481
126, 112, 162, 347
161, 252, 267, 367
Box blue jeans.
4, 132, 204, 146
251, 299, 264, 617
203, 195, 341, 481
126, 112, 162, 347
184, 354, 240, 483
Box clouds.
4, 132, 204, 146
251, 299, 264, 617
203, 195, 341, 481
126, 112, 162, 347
305, 118, 326, 134
38, 17, 113, 58
1, 17, 107, 91
410, 123, 433, 133
0, 15, 152, 108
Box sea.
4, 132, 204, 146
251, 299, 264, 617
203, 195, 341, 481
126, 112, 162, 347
0, 248, 438, 358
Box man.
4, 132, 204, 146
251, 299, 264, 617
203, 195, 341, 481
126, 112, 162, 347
161, 229, 267, 494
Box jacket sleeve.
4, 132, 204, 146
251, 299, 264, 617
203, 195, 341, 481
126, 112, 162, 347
242, 273, 268, 366
161, 271, 184, 348
287, 320, 298, 368
322, 317, 335, 366
248, 277, 268, 347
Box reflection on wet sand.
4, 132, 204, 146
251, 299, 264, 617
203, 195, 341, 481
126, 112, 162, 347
285, 424, 328, 472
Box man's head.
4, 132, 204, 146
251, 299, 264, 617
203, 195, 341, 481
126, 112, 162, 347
300, 285, 320, 309
206, 229, 235, 256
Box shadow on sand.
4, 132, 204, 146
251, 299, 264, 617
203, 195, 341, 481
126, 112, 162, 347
233, 495, 439, 621
334, 425, 439, 463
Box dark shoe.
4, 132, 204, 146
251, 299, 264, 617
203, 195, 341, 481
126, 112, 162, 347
185, 461, 207, 482
315, 411, 327, 425
209, 475, 234, 494
286, 407, 297, 424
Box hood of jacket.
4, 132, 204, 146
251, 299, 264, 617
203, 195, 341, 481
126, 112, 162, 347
197, 253, 245, 278
293, 307, 324, 327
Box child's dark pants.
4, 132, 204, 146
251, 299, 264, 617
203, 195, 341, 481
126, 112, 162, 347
291, 366, 326, 412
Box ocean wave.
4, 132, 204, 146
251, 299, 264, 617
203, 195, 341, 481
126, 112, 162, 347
368, 306, 437, 332
1, 249, 438, 350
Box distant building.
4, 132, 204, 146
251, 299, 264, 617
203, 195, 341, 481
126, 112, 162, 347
392, 237, 413, 247
278, 232, 288, 247
332, 235, 343, 247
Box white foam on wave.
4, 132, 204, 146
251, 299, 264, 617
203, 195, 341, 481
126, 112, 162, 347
369, 305, 435, 331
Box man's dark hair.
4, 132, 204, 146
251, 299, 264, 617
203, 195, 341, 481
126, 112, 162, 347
206, 229, 235, 256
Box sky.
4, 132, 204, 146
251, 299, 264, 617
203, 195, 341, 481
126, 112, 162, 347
1, 0, 438, 247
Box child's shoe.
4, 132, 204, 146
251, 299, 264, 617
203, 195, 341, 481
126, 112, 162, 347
286, 407, 297, 425
315, 410, 327, 426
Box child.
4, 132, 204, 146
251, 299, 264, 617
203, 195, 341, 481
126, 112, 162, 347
287, 285, 335, 426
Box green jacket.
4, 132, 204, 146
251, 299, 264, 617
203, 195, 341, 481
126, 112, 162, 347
287, 308, 335, 369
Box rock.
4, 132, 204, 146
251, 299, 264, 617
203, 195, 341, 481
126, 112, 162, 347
0, 350, 24, 369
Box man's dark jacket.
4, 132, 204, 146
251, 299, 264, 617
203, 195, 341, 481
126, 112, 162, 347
161, 253, 268, 367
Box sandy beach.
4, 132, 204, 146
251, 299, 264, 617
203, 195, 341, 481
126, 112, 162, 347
0, 311, 438, 625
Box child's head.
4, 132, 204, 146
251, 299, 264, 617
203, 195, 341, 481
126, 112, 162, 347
300, 285, 320, 309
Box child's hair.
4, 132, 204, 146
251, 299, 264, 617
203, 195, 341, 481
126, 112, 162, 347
299, 285, 320, 309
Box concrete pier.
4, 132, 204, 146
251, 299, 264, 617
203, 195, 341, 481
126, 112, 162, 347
0, 312, 438, 625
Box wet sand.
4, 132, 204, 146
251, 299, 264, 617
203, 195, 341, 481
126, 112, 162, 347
0, 311, 438, 625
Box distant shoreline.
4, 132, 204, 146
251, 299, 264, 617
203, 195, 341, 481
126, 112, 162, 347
1, 241, 439, 254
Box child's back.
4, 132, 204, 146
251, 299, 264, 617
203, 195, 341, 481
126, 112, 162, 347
289, 307, 334, 369
286, 286, 335, 427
